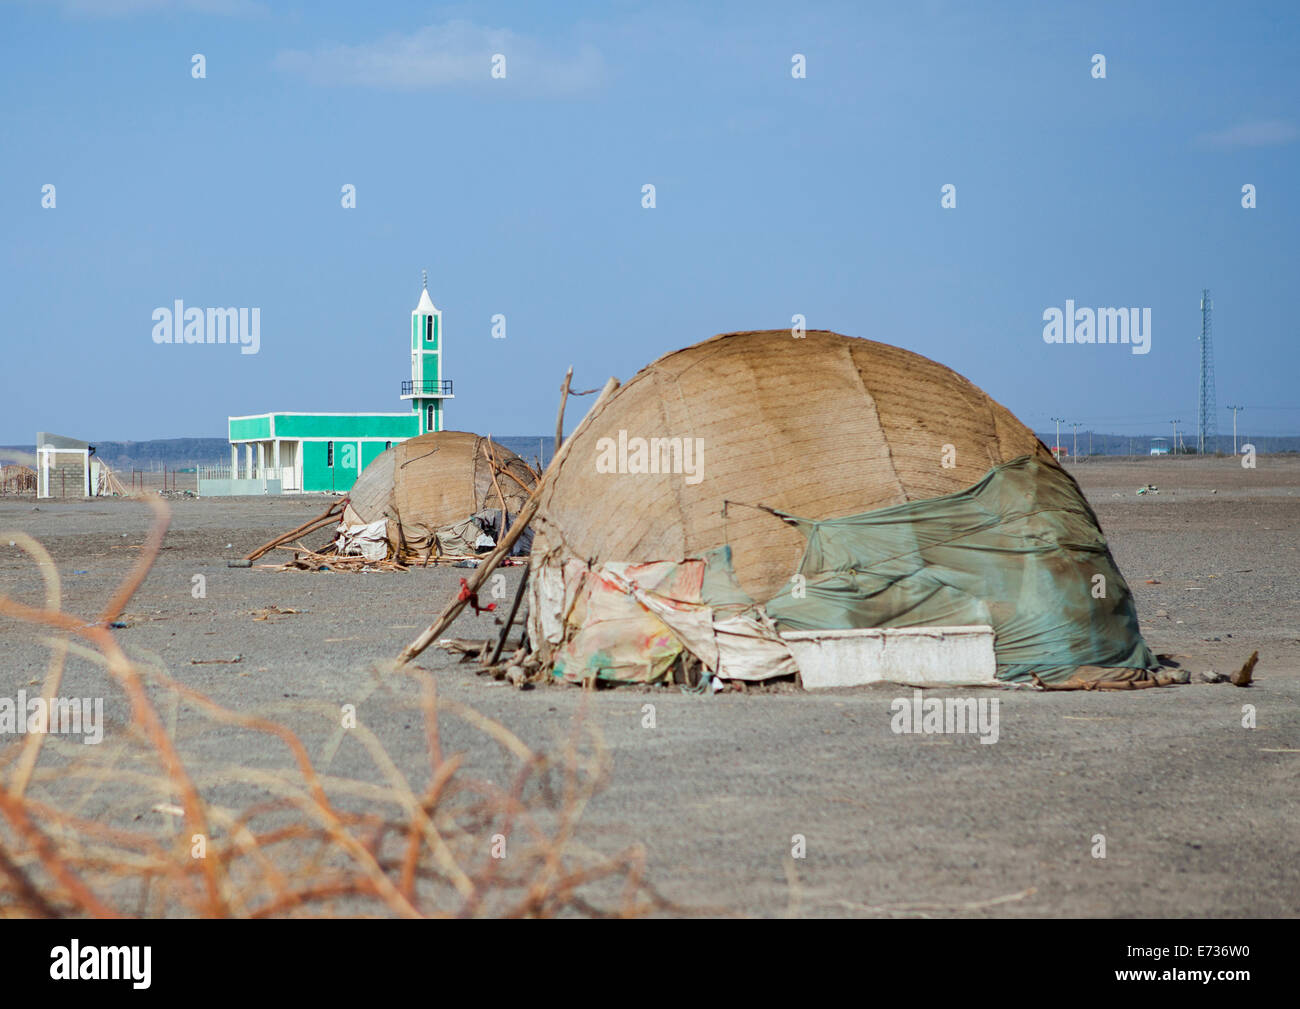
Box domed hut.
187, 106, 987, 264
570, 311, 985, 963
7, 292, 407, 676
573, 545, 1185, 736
340, 431, 537, 562
525, 330, 1156, 688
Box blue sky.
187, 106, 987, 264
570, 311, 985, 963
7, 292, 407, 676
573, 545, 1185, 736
3, 0, 1298, 444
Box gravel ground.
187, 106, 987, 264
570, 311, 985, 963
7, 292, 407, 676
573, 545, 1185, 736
1, 455, 1297, 917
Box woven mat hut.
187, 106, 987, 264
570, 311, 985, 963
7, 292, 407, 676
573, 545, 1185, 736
342, 431, 537, 562
525, 330, 1157, 687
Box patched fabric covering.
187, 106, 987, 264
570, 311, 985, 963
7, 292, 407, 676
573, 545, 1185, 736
533, 550, 798, 685
335, 518, 389, 561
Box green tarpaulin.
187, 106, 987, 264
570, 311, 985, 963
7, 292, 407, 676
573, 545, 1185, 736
763, 455, 1157, 683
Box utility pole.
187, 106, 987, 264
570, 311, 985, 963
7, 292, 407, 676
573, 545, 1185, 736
1051, 417, 1066, 457
1088, 429, 1093, 457
1225, 404, 1244, 455
1072, 422, 1079, 460
1171, 419, 1181, 455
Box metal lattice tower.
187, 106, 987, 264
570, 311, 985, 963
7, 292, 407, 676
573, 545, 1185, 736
1198, 289, 1217, 455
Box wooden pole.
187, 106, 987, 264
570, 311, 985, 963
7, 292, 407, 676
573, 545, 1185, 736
245, 499, 347, 561
554, 366, 573, 453
398, 375, 618, 666
488, 566, 530, 667
483, 436, 509, 541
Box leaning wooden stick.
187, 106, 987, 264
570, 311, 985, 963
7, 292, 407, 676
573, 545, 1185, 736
488, 566, 530, 667
397, 375, 618, 666
554, 366, 574, 454
245, 499, 347, 561
482, 436, 510, 542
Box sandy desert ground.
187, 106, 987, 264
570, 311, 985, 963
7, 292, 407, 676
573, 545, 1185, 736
1, 456, 1297, 917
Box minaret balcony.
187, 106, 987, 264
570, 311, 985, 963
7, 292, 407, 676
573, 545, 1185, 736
401, 379, 454, 399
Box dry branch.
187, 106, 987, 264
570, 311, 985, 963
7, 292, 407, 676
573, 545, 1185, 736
0, 493, 676, 919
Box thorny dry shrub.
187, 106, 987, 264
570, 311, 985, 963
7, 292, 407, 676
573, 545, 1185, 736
0, 498, 678, 918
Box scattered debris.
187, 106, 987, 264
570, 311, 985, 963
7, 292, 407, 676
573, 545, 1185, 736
435, 638, 494, 661
1231, 650, 1258, 687
189, 655, 242, 665
1137, 484, 1159, 495
1199, 670, 1228, 683
269, 547, 408, 573
1030, 671, 1179, 691
250, 606, 300, 621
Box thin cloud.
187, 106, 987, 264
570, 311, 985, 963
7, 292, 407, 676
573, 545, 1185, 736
273, 20, 605, 96
1196, 120, 1298, 149
43, 0, 266, 15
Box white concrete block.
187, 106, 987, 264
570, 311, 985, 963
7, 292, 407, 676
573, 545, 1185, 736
781, 625, 998, 689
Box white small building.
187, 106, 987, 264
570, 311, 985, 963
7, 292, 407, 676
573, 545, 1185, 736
36, 432, 93, 498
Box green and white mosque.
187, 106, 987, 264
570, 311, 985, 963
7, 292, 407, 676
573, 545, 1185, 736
206, 277, 452, 495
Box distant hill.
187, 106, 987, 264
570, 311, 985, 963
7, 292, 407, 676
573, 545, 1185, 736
2, 432, 1292, 473
0, 436, 559, 471
0, 438, 230, 469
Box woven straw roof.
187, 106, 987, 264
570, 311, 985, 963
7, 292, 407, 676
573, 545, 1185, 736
532, 330, 1055, 602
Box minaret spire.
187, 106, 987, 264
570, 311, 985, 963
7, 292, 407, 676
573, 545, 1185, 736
401, 273, 453, 433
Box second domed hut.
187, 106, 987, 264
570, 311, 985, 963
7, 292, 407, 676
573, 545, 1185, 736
341, 431, 537, 561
